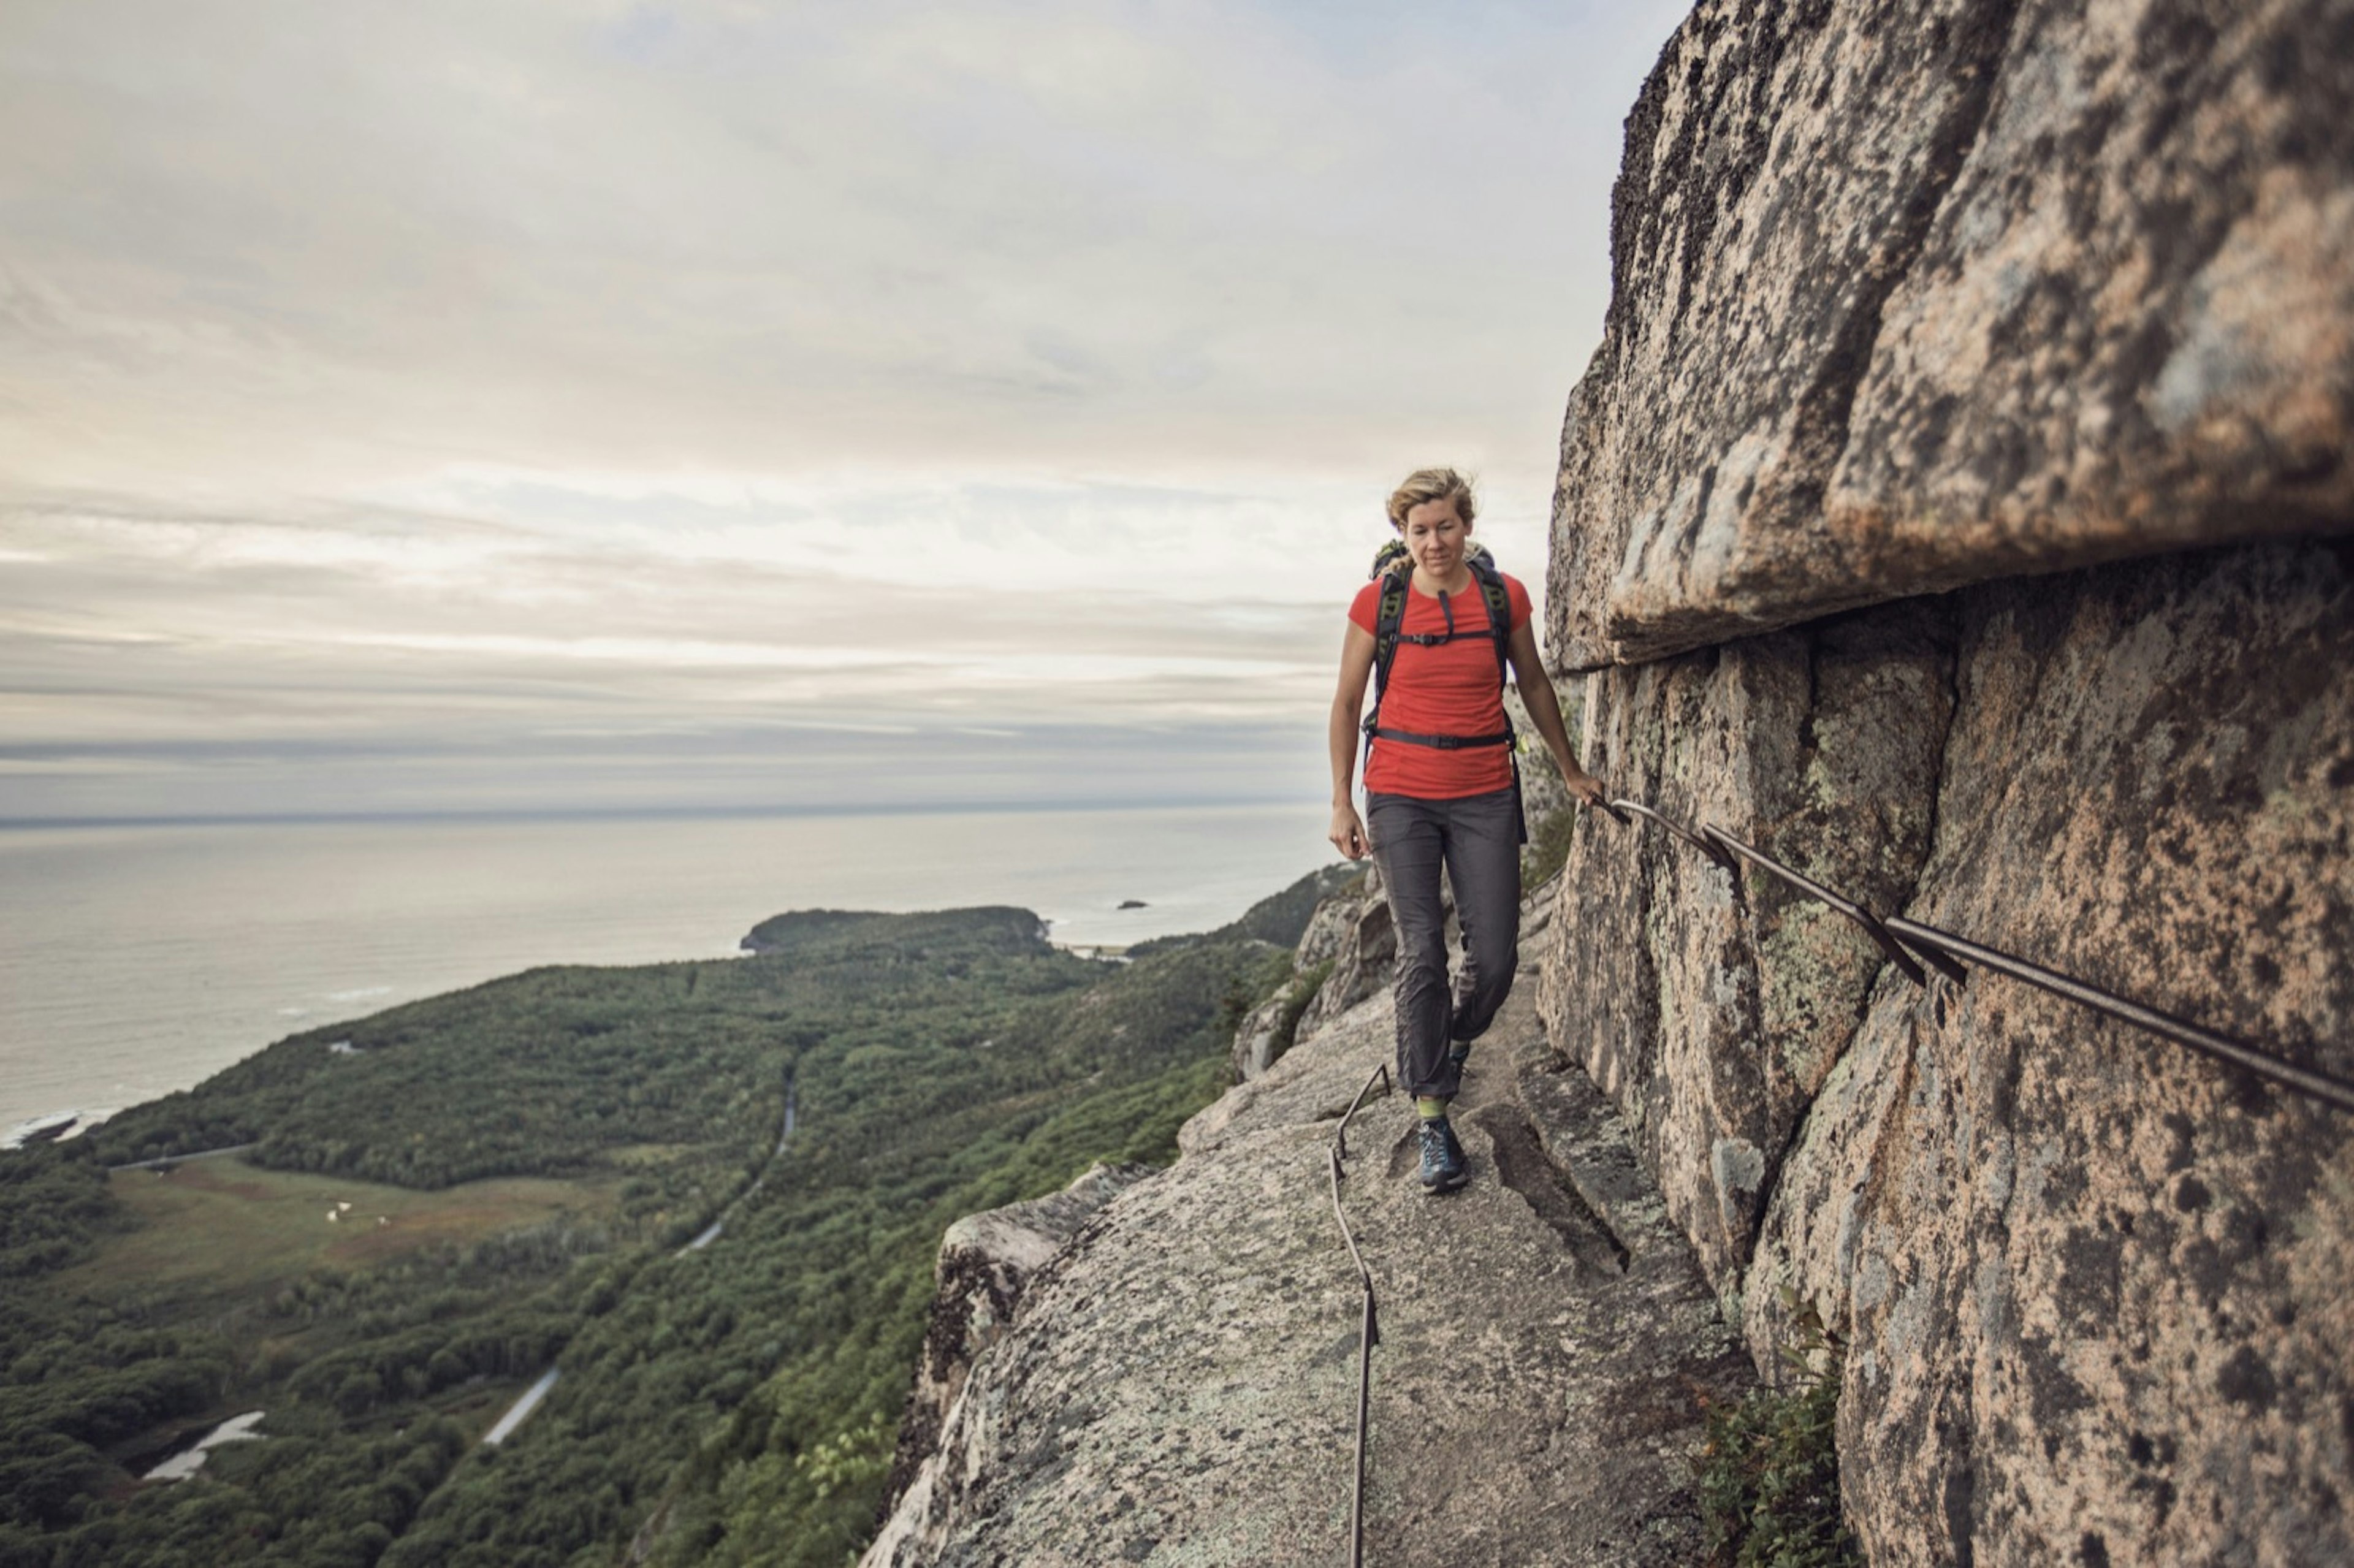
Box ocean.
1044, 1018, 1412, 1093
0, 804, 1334, 1136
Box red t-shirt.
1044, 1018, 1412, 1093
1349, 572, 1532, 799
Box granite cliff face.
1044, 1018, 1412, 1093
1546, 544, 2353, 1564
1541, 1, 2354, 1563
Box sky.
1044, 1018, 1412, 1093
0, 0, 1689, 821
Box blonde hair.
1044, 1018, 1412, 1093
1385, 467, 1477, 531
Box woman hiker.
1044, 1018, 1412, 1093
1327, 467, 1608, 1193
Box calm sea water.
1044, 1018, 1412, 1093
0, 804, 1332, 1135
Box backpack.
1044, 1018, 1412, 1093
1362, 542, 1527, 842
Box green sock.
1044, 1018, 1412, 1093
1416, 1096, 1450, 1121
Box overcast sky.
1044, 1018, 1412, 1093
0, 0, 1687, 821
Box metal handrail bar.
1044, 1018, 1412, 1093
1327, 1062, 1390, 1567
1602, 797, 1737, 873
1592, 800, 2353, 1114
1333, 1061, 1390, 1169
1696, 821, 1935, 988
1884, 918, 2354, 1116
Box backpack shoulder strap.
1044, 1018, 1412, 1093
1366, 566, 1411, 734
1372, 566, 1411, 691
1468, 558, 1514, 688
1468, 558, 1528, 844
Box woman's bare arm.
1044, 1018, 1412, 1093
1507, 618, 1607, 807
1329, 622, 1377, 858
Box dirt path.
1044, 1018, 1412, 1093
109, 1143, 256, 1172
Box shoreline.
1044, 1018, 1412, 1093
1, 804, 1327, 1138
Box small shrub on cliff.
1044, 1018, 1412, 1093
793, 1410, 894, 1501
1520, 801, 1579, 889
1698, 1294, 1862, 1568
1273, 959, 1335, 1059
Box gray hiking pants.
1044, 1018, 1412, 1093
1366, 787, 1522, 1102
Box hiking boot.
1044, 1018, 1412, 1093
1417, 1116, 1468, 1192
1447, 1040, 1472, 1074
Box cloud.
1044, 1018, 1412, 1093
2, 0, 1678, 478
0, 0, 1688, 817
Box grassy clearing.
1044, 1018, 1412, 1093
57, 1158, 627, 1306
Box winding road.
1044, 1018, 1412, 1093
679, 1076, 798, 1256
481, 1073, 798, 1447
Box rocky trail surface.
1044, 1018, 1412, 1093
867, 887, 1757, 1568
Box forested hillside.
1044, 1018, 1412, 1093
0, 892, 1305, 1567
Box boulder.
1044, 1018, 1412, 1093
1292, 864, 1377, 971
1287, 868, 1396, 1045
1539, 600, 1955, 1302
1759, 542, 2354, 1567
1228, 989, 1293, 1082
869, 1162, 1155, 1566
1228, 868, 1384, 1083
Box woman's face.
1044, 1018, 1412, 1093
1401, 496, 1469, 578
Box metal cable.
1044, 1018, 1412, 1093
1327, 1061, 1391, 1568
1594, 799, 2354, 1115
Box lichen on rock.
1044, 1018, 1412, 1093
869, 1162, 1156, 1566
1549, 0, 2354, 672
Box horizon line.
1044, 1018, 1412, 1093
0, 794, 1316, 833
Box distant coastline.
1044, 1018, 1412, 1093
0, 803, 1327, 1132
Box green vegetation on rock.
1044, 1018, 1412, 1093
1520, 798, 1581, 889
1698, 1298, 1862, 1568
